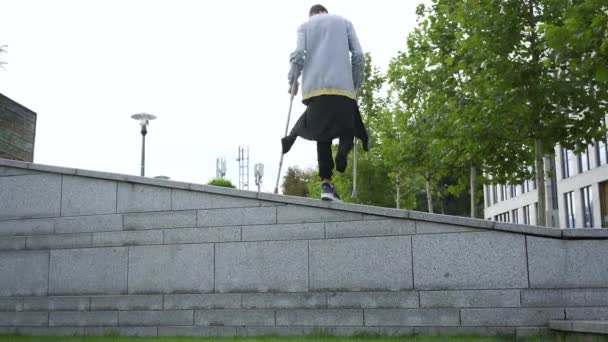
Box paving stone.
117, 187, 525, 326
0, 250, 48, 296
413, 232, 528, 290
326, 219, 415, 238
198, 207, 276, 227
276, 309, 363, 326
0, 298, 23, 311
61, 176, 117, 216
117, 183, 171, 213
277, 205, 362, 224
566, 308, 608, 320
310, 236, 412, 291
49, 247, 128, 295
461, 308, 565, 326
23, 296, 90, 311
123, 211, 196, 230
410, 211, 493, 230
194, 309, 275, 326
50, 311, 118, 327
328, 291, 419, 309
415, 221, 480, 234
26, 233, 92, 250
0, 312, 48, 326
242, 293, 326, 309
92, 230, 163, 247
549, 320, 608, 335
420, 290, 520, 308
236, 326, 317, 337
516, 327, 552, 337
90, 295, 163, 311
414, 327, 515, 336
172, 189, 260, 210
128, 244, 214, 294
0, 166, 38, 176
15, 327, 84, 336
54, 214, 122, 234
364, 309, 460, 326
119, 310, 193, 326
527, 237, 608, 288
0, 218, 54, 237
215, 240, 308, 292
158, 326, 236, 337
164, 227, 240, 244
0, 173, 61, 219
164, 294, 241, 310
521, 289, 608, 307
84, 326, 157, 337
0, 236, 26, 250
241, 223, 324, 241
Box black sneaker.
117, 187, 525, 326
321, 183, 342, 202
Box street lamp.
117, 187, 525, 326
131, 113, 157, 177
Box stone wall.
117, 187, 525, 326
1, 159, 607, 337
0, 94, 36, 162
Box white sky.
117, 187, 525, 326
0, 0, 428, 192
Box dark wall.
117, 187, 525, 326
0, 93, 36, 162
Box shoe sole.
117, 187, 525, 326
321, 193, 342, 202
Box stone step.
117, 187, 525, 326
549, 320, 608, 335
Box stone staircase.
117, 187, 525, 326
1, 158, 607, 337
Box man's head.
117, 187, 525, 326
309, 4, 328, 17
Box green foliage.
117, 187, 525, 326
207, 178, 236, 188
281, 166, 315, 197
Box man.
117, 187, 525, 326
281, 4, 369, 201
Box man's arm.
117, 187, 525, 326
288, 24, 306, 93
347, 20, 365, 94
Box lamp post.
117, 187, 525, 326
131, 113, 157, 177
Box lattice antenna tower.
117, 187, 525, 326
236, 146, 249, 190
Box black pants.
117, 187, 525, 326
317, 137, 353, 180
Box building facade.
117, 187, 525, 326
484, 135, 608, 229
0, 93, 37, 162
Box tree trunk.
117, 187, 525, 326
425, 171, 434, 213
470, 164, 477, 218
535, 139, 546, 226
395, 173, 401, 209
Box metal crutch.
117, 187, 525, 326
274, 81, 299, 194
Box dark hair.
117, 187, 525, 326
309, 4, 328, 16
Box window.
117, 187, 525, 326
534, 202, 539, 225
510, 185, 516, 198
512, 208, 519, 224
561, 148, 578, 178
492, 185, 498, 204
581, 186, 593, 228
579, 146, 591, 173
485, 185, 491, 207
564, 191, 576, 228
523, 205, 531, 225
523, 181, 530, 194
494, 212, 510, 223
500, 185, 506, 201
596, 138, 607, 167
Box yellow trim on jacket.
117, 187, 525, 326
303, 88, 356, 101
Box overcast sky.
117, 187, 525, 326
1, 0, 428, 192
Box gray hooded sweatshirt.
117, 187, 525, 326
288, 13, 365, 102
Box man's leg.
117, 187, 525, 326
335, 136, 354, 173
317, 141, 334, 182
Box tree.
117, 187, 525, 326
389, 0, 607, 224
281, 166, 314, 197
207, 179, 236, 188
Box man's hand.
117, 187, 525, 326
288, 81, 299, 96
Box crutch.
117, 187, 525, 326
274, 81, 299, 194
351, 138, 358, 199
